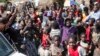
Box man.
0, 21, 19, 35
85, 2, 100, 22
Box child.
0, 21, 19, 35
38, 26, 51, 56
67, 37, 79, 56
78, 33, 88, 56
86, 18, 95, 43
50, 35, 63, 56
42, 26, 51, 46
38, 43, 51, 56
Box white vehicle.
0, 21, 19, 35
0, 32, 26, 56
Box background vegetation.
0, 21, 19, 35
0, 0, 7, 2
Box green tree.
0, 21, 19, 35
0, 0, 7, 2
56, 0, 64, 7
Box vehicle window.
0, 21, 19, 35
0, 33, 14, 56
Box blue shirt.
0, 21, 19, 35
86, 10, 100, 21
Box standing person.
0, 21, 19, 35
92, 19, 100, 45
82, 7, 89, 22
62, 39, 68, 56
38, 26, 51, 56
33, 32, 41, 49
5, 2, 13, 11
76, 21, 86, 41
56, 8, 64, 28
38, 43, 51, 56
50, 35, 63, 56
20, 19, 38, 56
80, 0, 86, 11
93, 38, 100, 56
42, 26, 50, 47
67, 37, 79, 56
78, 33, 88, 56
91, 19, 100, 56
86, 2, 100, 21
0, 8, 17, 32
86, 18, 95, 43
49, 21, 61, 39
61, 18, 77, 45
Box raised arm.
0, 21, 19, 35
5, 8, 17, 29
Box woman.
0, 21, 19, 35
61, 18, 77, 44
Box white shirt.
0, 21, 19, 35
50, 44, 63, 56
50, 29, 61, 38
38, 46, 51, 56
86, 10, 100, 21
78, 46, 87, 56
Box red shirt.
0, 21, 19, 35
42, 34, 49, 46
68, 47, 79, 56
86, 26, 91, 42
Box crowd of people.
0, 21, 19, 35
0, 0, 100, 56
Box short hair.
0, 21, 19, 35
51, 21, 59, 29
65, 18, 71, 22
53, 35, 60, 41
80, 33, 86, 37
68, 37, 76, 43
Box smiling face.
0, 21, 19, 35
68, 38, 75, 48
65, 20, 71, 27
